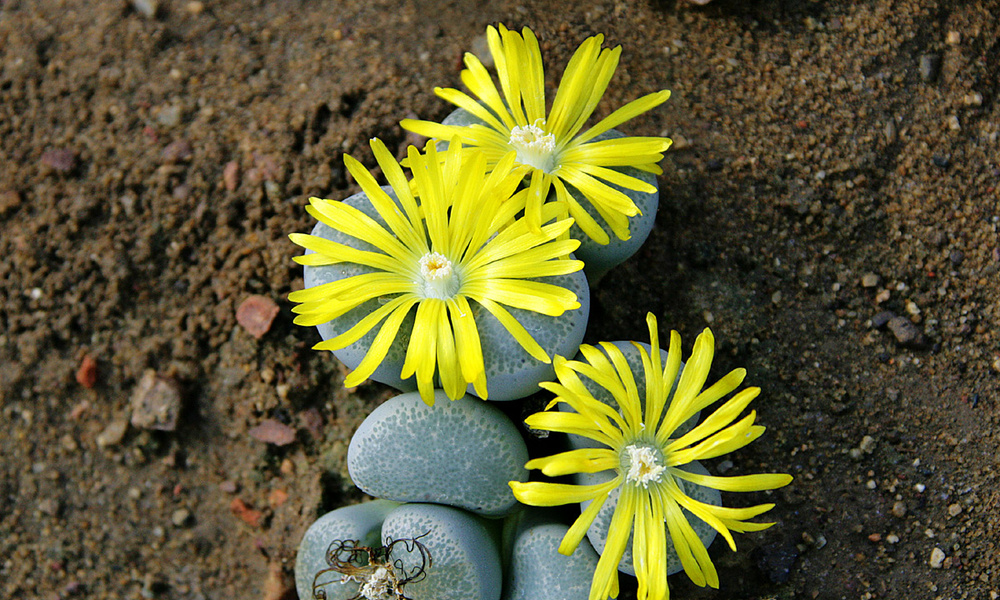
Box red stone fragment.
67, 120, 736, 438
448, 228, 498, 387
236, 295, 280, 339
248, 419, 296, 446
229, 497, 264, 527
298, 408, 323, 438
76, 355, 98, 388
267, 488, 289, 508
41, 148, 77, 172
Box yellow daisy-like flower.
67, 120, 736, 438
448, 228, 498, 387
401, 24, 672, 245
288, 138, 584, 405
509, 314, 793, 600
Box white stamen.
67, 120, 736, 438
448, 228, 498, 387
508, 119, 557, 172
624, 444, 665, 488
418, 252, 459, 299
358, 566, 394, 600
419, 252, 453, 280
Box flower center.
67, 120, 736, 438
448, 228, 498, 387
508, 119, 557, 173
419, 251, 460, 299
623, 444, 666, 488
358, 566, 394, 600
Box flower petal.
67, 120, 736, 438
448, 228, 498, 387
340, 296, 419, 388
668, 469, 793, 493
509, 480, 615, 507
575, 90, 672, 145
559, 488, 614, 555
588, 484, 635, 600
525, 448, 618, 477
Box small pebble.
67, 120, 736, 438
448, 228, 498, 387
131, 0, 159, 18
963, 92, 983, 106
155, 104, 182, 128
886, 534, 899, 543
38, 498, 60, 516
130, 370, 183, 431
96, 420, 128, 447
859, 435, 876, 454
76, 355, 98, 388
161, 140, 193, 163
236, 295, 280, 339
946, 31, 961, 44
60, 434, 78, 452
41, 148, 78, 173
929, 547, 946, 568
219, 480, 239, 494
892, 500, 907, 518
887, 316, 926, 347
918, 54, 941, 82
932, 155, 950, 168
185, 1, 204, 14
171, 508, 191, 527
947, 503, 962, 517
0, 189, 22, 216
223, 161, 240, 191
946, 115, 960, 131
861, 273, 880, 288
870, 311, 895, 329
248, 419, 296, 446
915, 483, 926, 492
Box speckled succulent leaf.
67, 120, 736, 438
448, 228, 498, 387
294, 500, 401, 600
381, 503, 502, 600
503, 509, 601, 600
347, 391, 528, 517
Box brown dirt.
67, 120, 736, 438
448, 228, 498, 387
1, 1, 998, 599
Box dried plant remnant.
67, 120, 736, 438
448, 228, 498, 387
313, 535, 431, 600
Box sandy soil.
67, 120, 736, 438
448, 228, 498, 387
1, 0, 998, 598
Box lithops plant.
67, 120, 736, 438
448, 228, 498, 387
380, 503, 503, 600
294, 500, 400, 600
511, 314, 793, 600
401, 24, 671, 280
290, 138, 589, 404
348, 390, 528, 517
502, 508, 600, 600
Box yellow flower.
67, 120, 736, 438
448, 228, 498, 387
401, 24, 672, 245
289, 138, 584, 405
509, 314, 792, 600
